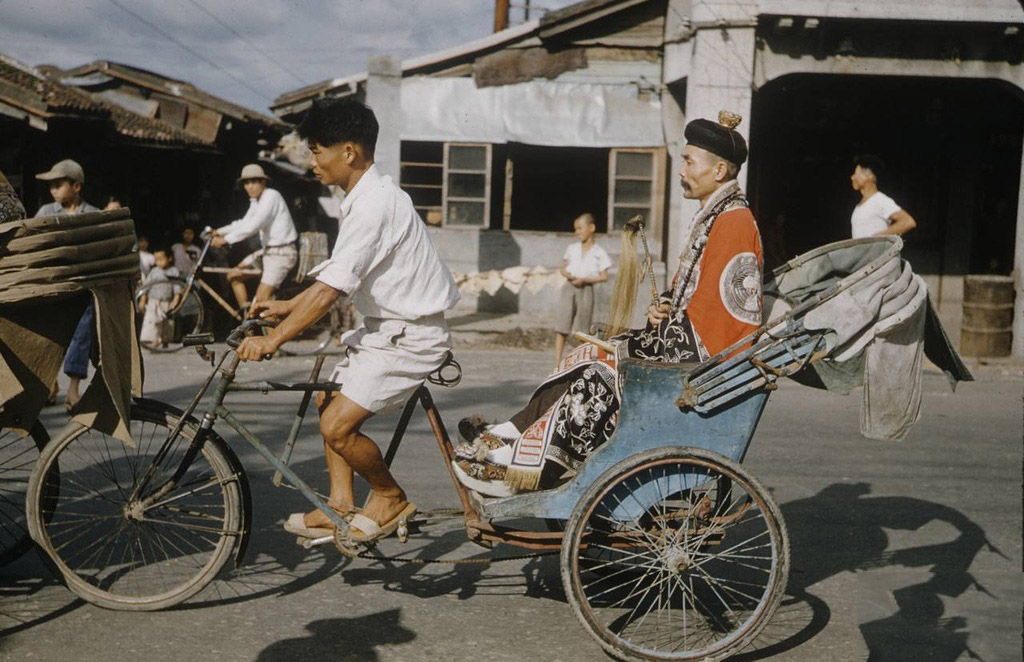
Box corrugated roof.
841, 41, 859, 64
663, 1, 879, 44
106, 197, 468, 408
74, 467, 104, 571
0, 54, 208, 147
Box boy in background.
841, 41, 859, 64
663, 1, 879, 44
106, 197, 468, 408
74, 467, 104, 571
35, 159, 99, 410
137, 248, 182, 349
553, 212, 610, 367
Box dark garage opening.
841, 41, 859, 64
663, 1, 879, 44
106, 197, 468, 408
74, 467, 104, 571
747, 74, 1024, 276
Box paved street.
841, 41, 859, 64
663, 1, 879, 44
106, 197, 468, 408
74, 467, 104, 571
2, 343, 1021, 662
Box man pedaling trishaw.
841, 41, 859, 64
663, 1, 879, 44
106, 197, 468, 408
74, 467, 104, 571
238, 99, 759, 544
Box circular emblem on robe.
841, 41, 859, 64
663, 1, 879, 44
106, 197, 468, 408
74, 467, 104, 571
719, 252, 761, 325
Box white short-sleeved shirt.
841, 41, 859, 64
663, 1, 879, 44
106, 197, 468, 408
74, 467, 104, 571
563, 242, 612, 280
851, 191, 902, 238
308, 165, 460, 320
217, 187, 298, 247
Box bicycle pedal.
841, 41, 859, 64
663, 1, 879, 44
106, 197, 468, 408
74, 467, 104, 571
396, 517, 409, 543
299, 534, 334, 549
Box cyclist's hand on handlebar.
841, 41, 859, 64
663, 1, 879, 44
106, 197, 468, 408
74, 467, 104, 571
210, 235, 227, 248
237, 334, 280, 362
248, 298, 292, 321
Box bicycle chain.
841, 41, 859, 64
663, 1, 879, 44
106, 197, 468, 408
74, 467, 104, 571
351, 507, 559, 566
355, 548, 558, 566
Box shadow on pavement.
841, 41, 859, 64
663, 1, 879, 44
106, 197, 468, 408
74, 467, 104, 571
737, 481, 998, 661
0, 568, 82, 640
255, 608, 415, 661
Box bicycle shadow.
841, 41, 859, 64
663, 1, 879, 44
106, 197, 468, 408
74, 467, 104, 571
255, 608, 415, 661
182, 454, 358, 609
338, 520, 563, 603
0, 568, 81, 641
735, 481, 999, 661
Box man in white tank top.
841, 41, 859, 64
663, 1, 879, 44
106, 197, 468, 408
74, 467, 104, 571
850, 155, 917, 239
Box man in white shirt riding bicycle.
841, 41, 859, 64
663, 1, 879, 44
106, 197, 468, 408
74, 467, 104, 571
235, 98, 460, 544
211, 164, 298, 310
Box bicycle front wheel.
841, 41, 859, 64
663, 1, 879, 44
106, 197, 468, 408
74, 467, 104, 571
26, 403, 244, 610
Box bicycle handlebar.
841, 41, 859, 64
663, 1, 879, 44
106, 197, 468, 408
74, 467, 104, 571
225, 318, 277, 349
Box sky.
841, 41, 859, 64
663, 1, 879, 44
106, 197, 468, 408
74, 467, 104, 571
0, 0, 578, 114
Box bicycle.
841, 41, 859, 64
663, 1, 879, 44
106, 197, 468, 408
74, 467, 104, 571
134, 231, 348, 355
26, 316, 790, 660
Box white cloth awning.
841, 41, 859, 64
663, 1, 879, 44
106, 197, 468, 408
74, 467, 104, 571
400, 77, 665, 148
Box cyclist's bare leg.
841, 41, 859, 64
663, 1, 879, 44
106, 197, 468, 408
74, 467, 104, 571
319, 392, 410, 528
251, 282, 276, 310
228, 269, 250, 309
302, 391, 356, 528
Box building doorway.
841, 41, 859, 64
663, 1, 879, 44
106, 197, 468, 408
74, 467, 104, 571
748, 74, 1024, 278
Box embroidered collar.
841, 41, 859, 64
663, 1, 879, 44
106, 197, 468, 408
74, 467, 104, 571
670, 180, 747, 313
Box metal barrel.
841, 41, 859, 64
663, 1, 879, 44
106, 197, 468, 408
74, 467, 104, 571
960, 275, 1014, 357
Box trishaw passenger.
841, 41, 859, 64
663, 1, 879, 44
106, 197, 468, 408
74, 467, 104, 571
454, 113, 764, 497
210, 164, 299, 311
34, 159, 100, 411
235, 98, 460, 542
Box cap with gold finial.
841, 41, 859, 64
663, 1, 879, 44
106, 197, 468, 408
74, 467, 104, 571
684, 110, 748, 164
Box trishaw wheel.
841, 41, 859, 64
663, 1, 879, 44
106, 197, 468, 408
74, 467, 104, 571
0, 422, 53, 566
560, 447, 789, 662
26, 403, 244, 611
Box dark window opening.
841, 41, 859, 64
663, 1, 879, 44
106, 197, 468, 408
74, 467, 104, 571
400, 141, 443, 225
506, 143, 610, 233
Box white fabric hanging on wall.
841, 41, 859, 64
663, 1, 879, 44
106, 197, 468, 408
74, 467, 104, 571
400, 77, 665, 148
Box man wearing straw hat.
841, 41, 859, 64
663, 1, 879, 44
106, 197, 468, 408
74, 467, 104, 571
453, 111, 764, 497
211, 163, 298, 310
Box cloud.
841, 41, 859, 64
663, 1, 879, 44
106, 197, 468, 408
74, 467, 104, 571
0, 0, 578, 112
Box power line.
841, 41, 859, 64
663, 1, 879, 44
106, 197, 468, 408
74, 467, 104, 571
106, 0, 272, 102
181, 0, 308, 87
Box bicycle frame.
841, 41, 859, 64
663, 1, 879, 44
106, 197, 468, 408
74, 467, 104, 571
178, 236, 245, 321
129, 340, 565, 551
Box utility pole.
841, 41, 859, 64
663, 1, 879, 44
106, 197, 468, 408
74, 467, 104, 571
494, 0, 509, 32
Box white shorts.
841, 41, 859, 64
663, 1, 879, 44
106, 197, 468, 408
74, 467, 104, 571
329, 315, 451, 413
238, 244, 297, 287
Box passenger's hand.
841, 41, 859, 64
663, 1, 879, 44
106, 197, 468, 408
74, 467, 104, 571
236, 334, 280, 362
647, 302, 670, 327
249, 298, 292, 321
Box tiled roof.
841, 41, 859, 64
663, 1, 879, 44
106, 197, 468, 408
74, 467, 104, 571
0, 54, 211, 147
62, 60, 286, 130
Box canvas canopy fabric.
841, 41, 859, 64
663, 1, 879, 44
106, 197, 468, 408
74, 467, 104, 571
764, 237, 971, 441
0, 208, 143, 444
399, 77, 665, 147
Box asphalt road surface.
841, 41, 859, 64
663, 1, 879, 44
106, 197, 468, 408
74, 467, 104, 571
2, 344, 1021, 662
